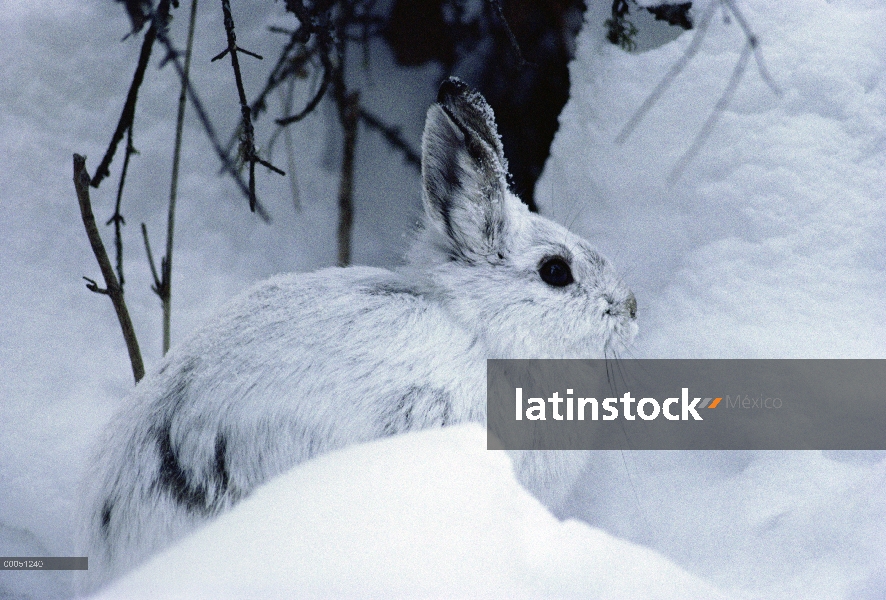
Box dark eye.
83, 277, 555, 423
538, 257, 574, 287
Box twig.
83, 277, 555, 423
210, 46, 264, 62
218, 0, 285, 213
281, 77, 301, 210
358, 108, 420, 169
73, 154, 145, 383
153, 18, 272, 221
248, 30, 312, 119
276, 65, 330, 126
159, 0, 199, 354
337, 91, 359, 267
141, 223, 163, 294
107, 125, 137, 287
92, 0, 172, 188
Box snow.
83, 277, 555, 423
538, 0, 886, 359
537, 0, 886, 597
1, 0, 885, 598
92, 425, 735, 600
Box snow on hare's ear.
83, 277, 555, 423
421, 77, 512, 260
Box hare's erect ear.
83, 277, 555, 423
421, 78, 511, 260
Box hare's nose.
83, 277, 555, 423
603, 293, 637, 320
626, 292, 637, 320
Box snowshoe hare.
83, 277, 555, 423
81, 77, 638, 590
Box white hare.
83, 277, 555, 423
80, 78, 638, 591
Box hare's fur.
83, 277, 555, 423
81, 78, 637, 591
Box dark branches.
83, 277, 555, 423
92, 0, 172, 188
73, 154, 145, 383
251, 25, 312, 121
276, 0, 369, 265
107, 125, 138, 287
358, 108, 420, 168
275, 66, 331, 126
141, 223, 168, 310
337, 92, 359, 267
152, 14, 272, 221
145, 0, 200, 355
217, 0, 285, 213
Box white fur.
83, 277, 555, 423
79, 78, 638, 592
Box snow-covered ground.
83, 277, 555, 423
1, 0, 885, 598
93, 426, 737, 600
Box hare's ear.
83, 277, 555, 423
421, 78, 511, 260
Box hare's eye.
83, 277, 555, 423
538, 257, 574, 287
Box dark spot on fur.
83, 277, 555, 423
438, 167, 460, 242
214, 435, 229, 495
148, 359, 236, 515
365, 282, 423, 298
100, 500, 113, 537
155, 425, 210, 514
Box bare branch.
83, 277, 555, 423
106, 125, 137, 287
160, 0, 199, 354
92, 0, 172, 188
282, 97, 301, 209
152, 18, 272, 221
141, 222, 163, 294
83, 277, 109, 295
219, 0, 285, 213
247, 25, 313, 120
275, 65, 331, 126
73, 154, 145, 383
337, 91, 359, 267
358, 108, 420, 169
237, 47, 265, 61
210, 46, 264, 62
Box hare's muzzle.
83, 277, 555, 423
626, 292, 637, 320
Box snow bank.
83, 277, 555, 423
538, 0, 886, 359
92, 425, 734, 600
538, 1, 886, 598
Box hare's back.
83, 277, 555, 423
140, 266, 484, 445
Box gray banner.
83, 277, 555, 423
487, 359, 886, 450
0, 557, 88, 570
